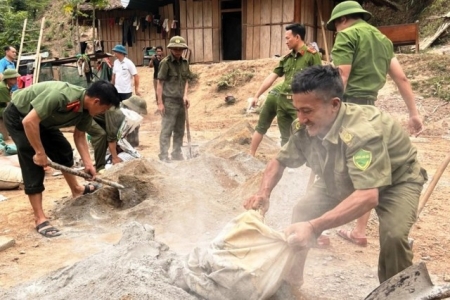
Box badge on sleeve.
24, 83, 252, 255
353, 149, 372, 171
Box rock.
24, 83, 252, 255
444, 273, 450, 282
0, 236, 15, 252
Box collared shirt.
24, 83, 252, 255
273, 44, 322, 95
277, 103, 424, 199
93, 105, 126, 142
157, 53, 191, 99
112, 57, 138, 93
331, 20, 395, 101
0, 57, 18, 92
11, 81, 92, 131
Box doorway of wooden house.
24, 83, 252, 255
221, 0, 242, 60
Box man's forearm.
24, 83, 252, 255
22, 111, 45, 155
396, 80, 419, 116
255, 73, 278, 98
156, 80, 163, 104
184, 81, 189, 98
311, 189, 379, 234
23, 121, 45, 155
134, 74, 140, 93
259, 158, 286, 197
108, 141, 119, 159
74, 129, 94, 167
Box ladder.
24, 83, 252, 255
16, 17, 46, 84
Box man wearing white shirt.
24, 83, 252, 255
111, 44, 141, 101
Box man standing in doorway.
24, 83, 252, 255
0, 46, 18, 92
149, 46, 164, 105
326, 0, 423, 247
157, 36, 191, 162
111, 44, 141, 101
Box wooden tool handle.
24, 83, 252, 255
417, 153, 450, 216
48, 161, 125, 189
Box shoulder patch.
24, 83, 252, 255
306, 46, 317, 54
66, 100, 81, 112
339, 129, 353, 145
353, 149, 372, 171
291, 119, 303, 132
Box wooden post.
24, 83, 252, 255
16, 18, 27, 72
315, 0, 330, 63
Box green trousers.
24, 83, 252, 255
87, 118, 108, 171
159, 98, 186, 160
255, 87, 279, 136
291, 179, 423, 283
255, 86, 297, 146
277, 95, 297, 146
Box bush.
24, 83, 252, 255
217, 69, 255, 91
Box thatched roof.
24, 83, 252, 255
79, 0, 125, 12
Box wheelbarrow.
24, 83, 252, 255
365, 262, 450, 299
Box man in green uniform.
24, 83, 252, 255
157, 36, 191, 162
0, 69, 20, 139
249, 23, 322, 153
88, 96, 147, 172
326, 0, 424, 246
3, 81, 120, 237
244, 65, 426, 286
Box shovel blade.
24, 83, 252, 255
365, 262, 450, 300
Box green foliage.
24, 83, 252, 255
44, 19, 51, 28
66, 41, 73, 49
0, 0, 51, 53
217, 69, 255, 91
63, 51, 69, 58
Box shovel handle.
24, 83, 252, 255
48, 161, 125, 189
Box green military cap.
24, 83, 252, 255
2, 69, 20, 80
122, 96, 148, 115
167, 36, 188, 49
326, 1, 372, 31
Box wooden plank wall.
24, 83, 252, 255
244, 0, 295, 60
298, 0, 334, 57
179, 0, 219, 63
96, 5, 176, 66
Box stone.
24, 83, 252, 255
0, 236, 15, 252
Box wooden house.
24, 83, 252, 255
80, 0, 337, 65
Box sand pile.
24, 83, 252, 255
0, 222, 196, 300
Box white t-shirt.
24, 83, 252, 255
112, 57, 138, 93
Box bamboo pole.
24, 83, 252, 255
16, 18, 28, 71
315, 0, 330, 63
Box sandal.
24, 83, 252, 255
83, 182, 101, 195
36, 221, 61, 238
337, 229, 367, 247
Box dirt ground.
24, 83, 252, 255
0, 55, 450, 299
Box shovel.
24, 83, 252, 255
364, 262, 450, 299
182, 107, 199, 159
48, 161, 125, 191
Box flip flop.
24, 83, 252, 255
337, 229, 367, 247
83, 182, 101, 195
36, 221, 61, 238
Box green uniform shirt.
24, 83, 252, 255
0, 81, 12, 116
273, 44, 322, 95
93, 106, 126, 142
277, 103, 424, 199
157, 53, 191, 99
11, 81, 92, 131
331, 20, 395, 101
